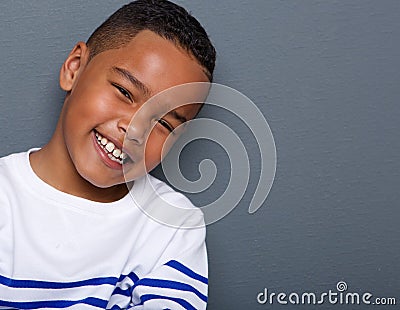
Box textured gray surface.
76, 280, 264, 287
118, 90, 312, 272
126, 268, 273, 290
1, 1, 399, 309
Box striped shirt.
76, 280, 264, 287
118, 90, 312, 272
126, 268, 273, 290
0, 150, 207, 309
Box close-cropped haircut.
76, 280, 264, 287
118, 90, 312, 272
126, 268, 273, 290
86, 0, 216, 81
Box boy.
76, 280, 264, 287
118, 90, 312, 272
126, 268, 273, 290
0, 0, 215, 309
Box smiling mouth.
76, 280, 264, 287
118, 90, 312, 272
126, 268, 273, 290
94, 131, 130, 165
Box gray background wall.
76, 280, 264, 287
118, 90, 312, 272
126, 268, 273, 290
1, 0, 399, 309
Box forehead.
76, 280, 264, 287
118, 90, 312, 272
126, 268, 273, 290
86, 30, 209, 120
92, 30, 209, 96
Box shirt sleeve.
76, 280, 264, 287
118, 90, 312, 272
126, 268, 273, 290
128, 224, 208, 310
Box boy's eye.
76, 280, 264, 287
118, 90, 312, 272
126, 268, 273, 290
158, 118, 174, 133
112, 83, 132, 102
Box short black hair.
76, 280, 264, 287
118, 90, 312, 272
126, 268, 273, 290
86, 0, 216, 81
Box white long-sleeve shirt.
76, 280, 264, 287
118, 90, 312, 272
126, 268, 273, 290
0, 150, 207, 309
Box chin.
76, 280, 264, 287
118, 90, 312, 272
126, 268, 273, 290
77, 168, 124, 189
89, 176, 126, 189
120, 163, 149, 183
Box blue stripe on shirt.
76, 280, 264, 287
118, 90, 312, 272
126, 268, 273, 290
165, 260, 208, 284
111, 271, 139, 297
140, 294, 197, 310
0, 274, 118, 289
134, 278, 207, 302
0, 297, 108, 309
111, 286, 132, 297
117, 271, 139, 284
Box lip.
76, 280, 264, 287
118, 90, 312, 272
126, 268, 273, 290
92, 130, 124, 170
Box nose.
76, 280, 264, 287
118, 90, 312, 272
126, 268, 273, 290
120, 113, 150, 145
118, 103, 156, 146
126, 120, 147, 145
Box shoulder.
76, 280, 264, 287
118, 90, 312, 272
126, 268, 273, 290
0, 151, 18, 171
132, 174, 205, 229
0, 151, 28, 216
0, 151, 24, 187
144, 174, 193, 205
0, 149, 38, 199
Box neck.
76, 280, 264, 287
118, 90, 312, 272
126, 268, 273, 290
29, 122, 129, 203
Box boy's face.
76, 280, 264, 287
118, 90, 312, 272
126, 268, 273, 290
59, 30, 209, 188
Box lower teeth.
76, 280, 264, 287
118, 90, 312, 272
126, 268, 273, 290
108, 153, 122, 164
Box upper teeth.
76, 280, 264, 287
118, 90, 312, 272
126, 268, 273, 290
95, 132, 127, 163
105, 142, 114, 152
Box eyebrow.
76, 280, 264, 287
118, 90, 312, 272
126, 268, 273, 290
112, 66, 190, 124
167, 110, 188, 124
111, 66, 151, 97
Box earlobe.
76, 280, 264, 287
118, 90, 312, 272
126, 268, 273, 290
59, 42, 89, 92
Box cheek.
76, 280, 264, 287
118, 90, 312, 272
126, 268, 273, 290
78, 89, 112, 118
64, 89, 117, 136
143, 131, 169, 170
71, 71, 115, 115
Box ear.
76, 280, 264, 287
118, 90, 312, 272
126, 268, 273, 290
59, 42, 89, 92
